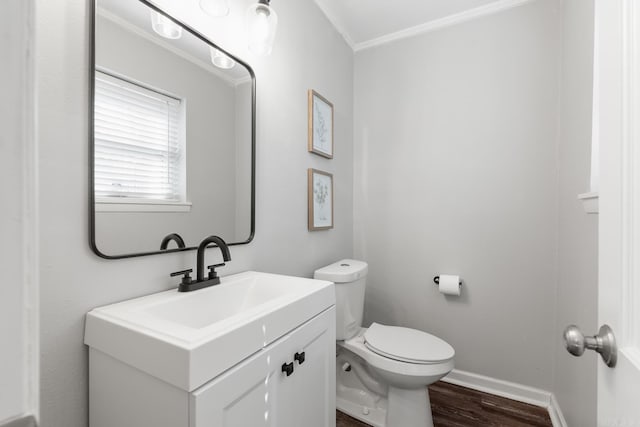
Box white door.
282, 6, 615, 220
597, 0, 640, 424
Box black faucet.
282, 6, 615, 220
170, 235, 231, 292
196, 235, 231, 282
160, 233, 186, 250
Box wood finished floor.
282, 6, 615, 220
336, 381, 553, 427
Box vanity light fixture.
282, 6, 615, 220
199, 0, 230, 18
150, 10, 182, 39
210, 47, 236, 69
246, 0, 278, 56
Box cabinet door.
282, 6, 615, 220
190, 306, 336, 427
280, 307, 336, 427
190, 341, 289, 427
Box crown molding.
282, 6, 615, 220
317, 0, 538, 52
312, 0, 356, 51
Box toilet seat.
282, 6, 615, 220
364, 323, 455, 365
340, 328, 454, 379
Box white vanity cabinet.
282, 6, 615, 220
191, 307, 336, 427
84, 272, 336, 427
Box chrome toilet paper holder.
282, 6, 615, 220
433, 276, 462, 288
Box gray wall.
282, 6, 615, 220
36, 0, 353, 426
353, 0, 561, 390
94, 15, 242, 253
554, 0, 598, 425
31, 0, 599, 424
0, 0, 36, 422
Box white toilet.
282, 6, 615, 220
314, 259, 455, 427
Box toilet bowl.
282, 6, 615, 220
314, 260, 455, 427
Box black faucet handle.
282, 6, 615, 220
170, 269, 193, 285
207, 263, 225, 280
170, 268, 193, 277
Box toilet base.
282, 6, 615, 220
336, 353, 436, 427
336, 383, 434, 427
386, 386, 433, 427
337, 358, 387, 427
337, 395, 387, 427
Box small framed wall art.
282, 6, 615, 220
308, 90, 334, 158
308, 168, 333, 231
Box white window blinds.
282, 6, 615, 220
94, 70, 184, 201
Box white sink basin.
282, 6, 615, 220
144, 274, 315, 329
84, 271, 335, 391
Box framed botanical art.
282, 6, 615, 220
308, 90, 334, 158
308, 168, 333, 231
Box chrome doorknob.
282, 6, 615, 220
563, 324, 617, 368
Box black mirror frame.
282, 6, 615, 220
89, 0, 256, 259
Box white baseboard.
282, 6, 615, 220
548, 393, 569, 427
441, 369, 567, 427
0, 415, 37, 427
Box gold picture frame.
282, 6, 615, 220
308, 168, 334, 231
308, 90, 334, 158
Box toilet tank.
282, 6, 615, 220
314, 259, 368, 340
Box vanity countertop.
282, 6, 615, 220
84, 271, 335, 391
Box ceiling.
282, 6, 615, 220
313, 0, 528, 50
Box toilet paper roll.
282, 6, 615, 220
438, 274, 461, 296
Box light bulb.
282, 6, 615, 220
254, 9, 270, 41
247, 0, 278, 56
199, 0, 229, 17
150, 11, 182, 39
210, 47, 235, 69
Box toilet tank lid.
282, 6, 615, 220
313, 259, 368, 283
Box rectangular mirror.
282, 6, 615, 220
90, 0, 255, 258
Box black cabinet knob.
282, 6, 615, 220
294, 351, 306, 365
281, 362, 294, 377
